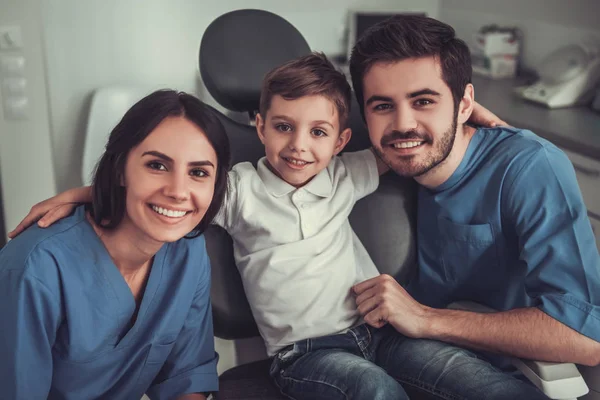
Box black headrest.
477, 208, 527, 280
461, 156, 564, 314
199, 9, 311, 114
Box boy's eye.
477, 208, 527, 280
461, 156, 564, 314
311, 129, 327, 137
275, 124, 292, 132
147, 161, 167, 171
190, 168, 209, 178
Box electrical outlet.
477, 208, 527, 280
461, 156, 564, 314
0, 26, 23, 50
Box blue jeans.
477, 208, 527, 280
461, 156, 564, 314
270, 324, 549, 400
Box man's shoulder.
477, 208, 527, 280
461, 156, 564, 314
477, 127, 568, 171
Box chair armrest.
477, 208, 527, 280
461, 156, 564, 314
447, 301, 589, 400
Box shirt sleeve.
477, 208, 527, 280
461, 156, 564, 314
503, 145, 600, 343
212, 170, 238, 232
339, 149, 380, 201
0, 251, 62, 399
146, 245, 219, 399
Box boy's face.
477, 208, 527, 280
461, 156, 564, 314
256, 95, 351, 188
362, 56, 470, 179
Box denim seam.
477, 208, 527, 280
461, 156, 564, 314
392, 373, 464, 400
277, 374, 348, 399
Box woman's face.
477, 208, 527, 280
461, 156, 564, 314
120, 116, 218, 244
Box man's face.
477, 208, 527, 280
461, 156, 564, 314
362, 56, 459, 178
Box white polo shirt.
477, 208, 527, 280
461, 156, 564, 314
214, 149, 380, 355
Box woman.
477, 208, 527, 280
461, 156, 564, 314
0, 90, 230, 399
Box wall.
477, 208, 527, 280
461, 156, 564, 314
0, 0, 57, 241
439, 0, 600, 70
39, 0, 440, 193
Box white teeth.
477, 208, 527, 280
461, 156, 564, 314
151, 205, 187, 218
393, 141, 423, 149
286, 158, 308, 165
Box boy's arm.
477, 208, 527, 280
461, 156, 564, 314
9, 186, 92, 238
370, 148, 390, 175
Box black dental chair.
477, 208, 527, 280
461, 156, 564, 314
199, 9, 418, 400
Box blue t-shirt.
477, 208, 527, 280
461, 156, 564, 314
408, 127, 600, 345
0, 206, 218, 399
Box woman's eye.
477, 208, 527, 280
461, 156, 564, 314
312, 129, 327, 137
275, 124, 292, 132
148, 161, 167, 171
190, 169, 208, 178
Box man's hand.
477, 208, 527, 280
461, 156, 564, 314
469, 101, 509, 127
353, 274, 432, 338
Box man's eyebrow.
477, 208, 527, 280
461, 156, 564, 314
142, 151, 214, 168
365, 95, 394, 106
407, 89, 441, 98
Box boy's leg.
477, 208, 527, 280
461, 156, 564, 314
376, 332, 550, 400
270, 326, 409, 400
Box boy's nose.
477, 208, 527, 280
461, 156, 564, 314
288, 132, 308, 152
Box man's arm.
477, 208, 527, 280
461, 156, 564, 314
353, 275, 600, 366
355, 144, 600, 366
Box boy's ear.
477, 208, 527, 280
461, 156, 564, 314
457, 83, 475, 125
333, 128, 352, 156
255, 113, 266, 144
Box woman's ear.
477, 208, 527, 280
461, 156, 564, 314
457, 83, 475, 125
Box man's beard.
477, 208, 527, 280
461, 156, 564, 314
375, 116, 458, 178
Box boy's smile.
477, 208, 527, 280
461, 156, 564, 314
256, 94, 351, 188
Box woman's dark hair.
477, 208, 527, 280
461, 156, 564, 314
89, 89, 231, 237
349, 14, 472, 118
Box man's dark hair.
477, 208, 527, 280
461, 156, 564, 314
260, 52, 352, 130
349, 14, 472, 117
89, 89, 231, 237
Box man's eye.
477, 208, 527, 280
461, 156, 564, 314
312, 129, 327, 137
373, 103, 392, 111
276, 124, 292, 132
190, 169, 208, 178
147, 161, 167, 171
415, 99, 434, 107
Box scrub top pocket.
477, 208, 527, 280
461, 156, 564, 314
437, 217, 497, 283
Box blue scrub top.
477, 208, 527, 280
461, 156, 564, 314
0, 205, 218, 399
408, 127, 600, 345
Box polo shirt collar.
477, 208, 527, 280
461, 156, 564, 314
257, 157, 333, 198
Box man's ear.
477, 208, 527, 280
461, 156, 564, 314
255, 113, 266, 144
333, 128, 352, 156
457, 83, 475, 125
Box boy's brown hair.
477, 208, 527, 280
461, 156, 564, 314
259, 52, 352, 130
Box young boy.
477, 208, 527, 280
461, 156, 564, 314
10, 53, 500, 399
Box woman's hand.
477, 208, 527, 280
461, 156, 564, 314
8, 186, 92, 238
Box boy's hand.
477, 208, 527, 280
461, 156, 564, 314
353, 274, 432, 338
8, 186, 92, 238
8, 202, 77, 238
469, 101, 509, 127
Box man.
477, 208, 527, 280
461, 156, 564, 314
350, 14, 600, 399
